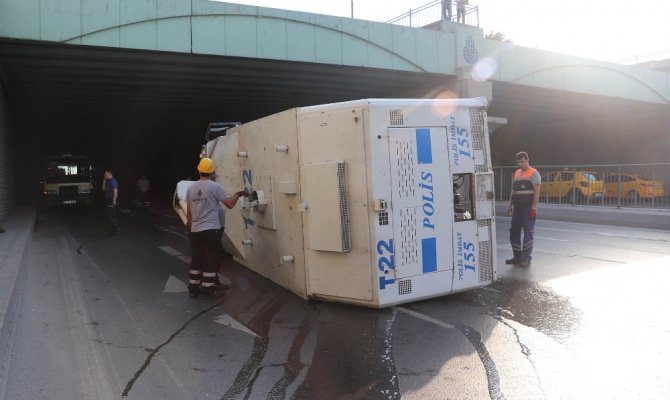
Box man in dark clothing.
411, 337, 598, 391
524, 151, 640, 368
102, 169, 120, 235
457, 0, 468, 23
186, 157, 247, 298
507, 152, 541, 267
442, 0, 452, 21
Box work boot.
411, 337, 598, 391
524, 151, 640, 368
518, 259, 531, 268
200, 286, 225, 299
188, 284, 200, 298
505, 257, 521, 265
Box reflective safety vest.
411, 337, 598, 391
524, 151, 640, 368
512, 167, 538, 208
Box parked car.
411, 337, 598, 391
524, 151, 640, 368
602, 173, 665, 201
540, 170, 605, 203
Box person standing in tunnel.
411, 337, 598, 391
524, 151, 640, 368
102, 169, 120, 235
507, 152, 541, 268
186, 158, 247, 298
135, 173, 150, 207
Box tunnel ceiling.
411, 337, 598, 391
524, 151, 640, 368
0, 38, 458, 124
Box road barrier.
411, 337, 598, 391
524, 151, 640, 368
494, 163, 670, 209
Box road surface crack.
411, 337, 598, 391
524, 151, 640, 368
494, 315, 548, 400
121, 300, 224, 398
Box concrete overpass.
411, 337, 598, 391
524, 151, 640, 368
1, 0, 669, 220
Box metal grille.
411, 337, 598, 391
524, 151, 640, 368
475, 164, 488, 173
470, 108, 486, 150
398, 208, 418, 266
337, 162, 352, 252
390, 109, 404, 126
378, 211, 389, 226
393, 139, 416, 199
398, 279, 412, 295
478, 240, 492, 283
477, 219, 490, 228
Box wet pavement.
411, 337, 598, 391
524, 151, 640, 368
5, 205, 670, 399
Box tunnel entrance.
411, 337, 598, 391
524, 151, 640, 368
1, 38, 668, 207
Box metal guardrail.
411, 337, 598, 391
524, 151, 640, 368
494, 164, 670, 209
386, 0, 479, 28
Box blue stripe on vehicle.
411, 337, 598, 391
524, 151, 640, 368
416, 129, 432, 164
421, 237, 437, 273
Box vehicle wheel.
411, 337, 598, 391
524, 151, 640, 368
627, 190, 639, 202
566, 190, 583, 204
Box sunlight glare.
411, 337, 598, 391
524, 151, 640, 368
471, 57, 498, 82
431, 91, 458, 118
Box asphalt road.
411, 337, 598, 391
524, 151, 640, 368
5, 206, 670, 400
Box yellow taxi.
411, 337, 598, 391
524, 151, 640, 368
602, 173, 665, 201
540, 170, 605, 203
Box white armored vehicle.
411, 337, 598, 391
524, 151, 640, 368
175, 98, 496, 307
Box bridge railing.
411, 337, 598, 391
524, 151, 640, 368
494, 163, 670, 209
385, 1, 479, 28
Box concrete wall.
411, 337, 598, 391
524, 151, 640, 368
0, 83, 15, 222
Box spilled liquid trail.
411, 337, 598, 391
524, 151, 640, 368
455, 323, 506, 400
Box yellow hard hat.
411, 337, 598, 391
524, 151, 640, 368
197, 157, 215, 173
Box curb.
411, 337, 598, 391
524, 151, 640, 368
0, 207, 36, 395
495, 202, 670, 230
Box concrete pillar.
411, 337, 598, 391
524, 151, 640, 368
457, 72, 492, 102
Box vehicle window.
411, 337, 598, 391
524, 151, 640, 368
582, 173, 597, 181
544, 172, 556, 181
603, 175, 617, 183
621, 176, 633, 182
559, 172, 573, 181
46, 159, 90, 183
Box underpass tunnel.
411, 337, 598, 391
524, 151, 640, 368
489, 84, 670, 167
2, 38, 669, 210
1, 39, 462, 207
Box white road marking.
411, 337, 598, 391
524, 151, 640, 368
214, 314, 258, 337
163, 275, 188, 293
177, 255, 192, 264
396, 307, 455, 329
534, 236, 568, 242
159, 246, 182, 257
535, 227, 582, 233
159, 246, 192, 264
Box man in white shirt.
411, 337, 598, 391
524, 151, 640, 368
186, 158, 247, 298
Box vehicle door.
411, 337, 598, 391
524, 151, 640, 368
622, 175, 636, 196
388, 127, 453, 280
540, 172, 555, 199
558, 172, 574, 198
603, 174, 618, 197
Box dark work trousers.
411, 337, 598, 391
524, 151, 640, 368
509, 206, 535, 261
189, 229, 221, 288
105, 198, 119, 233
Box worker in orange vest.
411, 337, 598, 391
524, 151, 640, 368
507, 152, 541, 267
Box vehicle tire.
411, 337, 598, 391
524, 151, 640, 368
566, 190, 583, 204
627, 190, 639, 203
